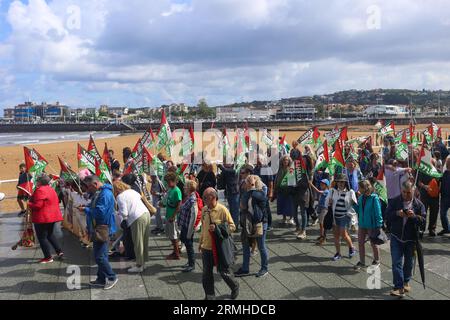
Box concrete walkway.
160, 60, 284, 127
0, 209, 449, 300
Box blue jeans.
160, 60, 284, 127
227, 193, 240, 227
93, 240, 116, 284
241, 223, 269, 272
390, 236, 414, 289
440, 198, 450, 232
294, 203, 308, 230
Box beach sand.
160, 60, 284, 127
0, 123, 447, 213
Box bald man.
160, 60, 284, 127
199, 187, 239, 300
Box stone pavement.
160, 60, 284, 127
0, 209, 450, 300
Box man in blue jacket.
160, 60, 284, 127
386, 181, 426, 298
81, 175, 118, 290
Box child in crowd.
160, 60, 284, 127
309, 179, 330, 245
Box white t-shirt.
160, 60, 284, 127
116, 189, 148, 227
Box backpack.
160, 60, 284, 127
194, 191, 203, 231
249, 190, 265, 224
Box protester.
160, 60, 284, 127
109, 149, 120, 172
81, 175, 118, 290
178, 179, 199, 272
309, 178, 330, 245
16, 163, 32, 217
438, 156, 450, 236
353, 180, 383, 270
28, 174, 64, 263
235, 175, 269, 278
254, 154, 274, 230
273, 155, 295, 225
199, 187, 239, 300
161, 172, 182, 260
417, 171, 440, 237
290, 140, 301, 161
292, 154, 313, 240
150, 172, 165, 235
114, 180, 151, 273
217, 163, 240, 229
197, 163, 216, 198
326, 174, 357, 261
387, 181, 426, 297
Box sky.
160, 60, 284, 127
1, 0, 450, 110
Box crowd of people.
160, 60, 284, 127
13, 131, 450, 299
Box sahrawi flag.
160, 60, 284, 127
374, 166, 388, 204
324, 127, 346, 147
314, 139, 330, 171
142, 146, 164, 177
141, 127, 157, 149
297, 127, 320, 146
279, 134, 291, 156
395, 131, 409, 161
156, 110, 174, 156
423, 122, 441, 144
58, 156, 78, 183
180, 127, 194, 159
77, 143, 96, 174
235, 129, 247, 171
416, 139, 442, 178
261, 129, 274, 147
23, 147, 48, 193
88, 135, 112, 183
328, 139, 345, 176
379, 121, 395, 136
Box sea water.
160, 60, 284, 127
0, 132, 121, 146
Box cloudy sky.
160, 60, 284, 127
0, 0, 450, 110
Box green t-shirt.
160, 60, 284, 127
164, 186, 182, 219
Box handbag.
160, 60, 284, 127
141, 193, 157, 216
93, 224, 110, 243
368, 197, 388, 245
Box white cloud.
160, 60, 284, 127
1, 0, 450, 108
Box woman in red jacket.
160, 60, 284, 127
28, 174, 64, 264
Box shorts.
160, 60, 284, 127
334, 215, 351, 229
318, 207, 328, 224
165, 219, 180, 241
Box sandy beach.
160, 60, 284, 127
0, 123, 447, 213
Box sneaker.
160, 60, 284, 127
38, 257, 53, 264
180, 245, 186, 253
182, 266, 195, 273
55, 252, 64, 260
332, 253, 342, 261
437, 230, 450, 236
429, 230, 437, 237
256, 270, 268, 278
371, 260, 380, 268
128, 266, 144, 273
104, 278, 118, 290
289, 218, 296, 226
230, 284, 240, 300
234, 268, 250, 277
354, 261, 366, 270
89, 279, 105, 287
403, 282, 411, 293
349, 247, 356, 258
390, 288, 405, 298
296, 231, 307, 240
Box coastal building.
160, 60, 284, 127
3, 108, 15, 120
12, 101, 69, 121
276, 103, 317, 120
215, 106, 277, 121
108, 107, 129, 117
363, 105, 408, 118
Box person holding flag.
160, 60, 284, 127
16, 163, 32, 217
28, 173, 64, 264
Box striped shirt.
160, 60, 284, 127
334, 191, 348, 218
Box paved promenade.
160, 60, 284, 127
0, 208, 449, 300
